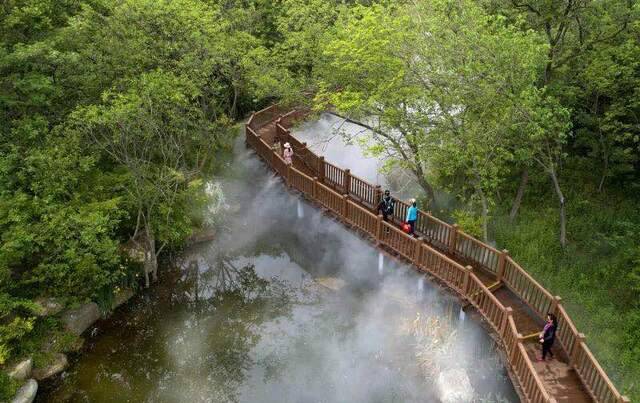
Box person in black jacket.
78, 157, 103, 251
377, 190, 395, 222
538, 312, 557, 361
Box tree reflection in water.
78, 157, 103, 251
152, 255, 296, 403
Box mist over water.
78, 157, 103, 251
293, 113, 420, 200
40, 127, 517, 402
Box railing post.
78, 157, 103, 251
343, 168, 352, 195
374, 185, 382, 213
570, 333, 586, 367
413, 237, 423, 265
496, 249, 508, 282
318, 156, 325, 183
501, 307, 513, 338
376, 214, 383, 245
312, 177, 318, 199
512, 333, 524, 363
551, 296, 561, 316
462, 265, 472, 296
300, 141, 307, 157
342, 194, 349, 220
449, 224, 459, 255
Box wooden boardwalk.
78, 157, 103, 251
246, 106, 628, 403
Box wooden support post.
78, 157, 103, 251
296, 142, 307, 171
343, 168, 352, 195
448, 224, 459, 255
376, 214, 383, 245
551, 296, 562, 316
496, 249, 508, 282
342, 194, 349, 220
413, 237, 423, 265
570, 333, 586, 367
318, 156, 325, 183
312, 177, 318, 199
501, 307, 513, 338
512, 333, 525, 363
374, 185, 382, 214
462, 265, 472, 296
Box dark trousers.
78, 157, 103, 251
542, 340, 554, 359
407, 220, 416, 235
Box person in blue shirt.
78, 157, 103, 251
406, 198, 418, 235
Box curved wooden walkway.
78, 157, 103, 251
245, 105, 629, 403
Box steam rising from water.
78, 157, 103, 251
41, 129, 517, 402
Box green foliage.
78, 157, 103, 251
0, 371, 18, 402
0, 294, 38, 364
0, 0, 281, 364
493, 174, 640, 398
1, 0, 639, 398
451, 210, 484, 239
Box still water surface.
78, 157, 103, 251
40, 134, 517, 402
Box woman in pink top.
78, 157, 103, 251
283, 142, 293, 165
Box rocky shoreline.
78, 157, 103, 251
5, 228, 216, 403
6, 288, 135, 403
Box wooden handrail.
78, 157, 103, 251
244, 108, 629, 403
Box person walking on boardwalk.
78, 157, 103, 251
283, 142, 293, 165
537, 313, 557, 361
377, 190, 395, 222
406, 198, 418, 235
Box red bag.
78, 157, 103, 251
401, 222, 411, 234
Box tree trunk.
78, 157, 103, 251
414, 174, 435, 208
480, 192, 489, 243
509, 168, 529, 222
143, 223, 158, 287
230, 84, 239, 120
598, 139, 609, 193
549, 167, 567, 247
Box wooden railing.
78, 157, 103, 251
503, 256, 556, 319
245, 108, 629, 403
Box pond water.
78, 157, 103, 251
39, 130, 517, 402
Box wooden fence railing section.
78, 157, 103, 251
246, 108, 629, 403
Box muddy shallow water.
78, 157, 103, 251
39, 132, 518, 402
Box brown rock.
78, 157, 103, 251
8, 358, 32, 381
32, 353, 68, 381
11, 379, 38, 403
61, 302, 101, 336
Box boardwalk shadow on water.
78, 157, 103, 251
39, 136, 518, 403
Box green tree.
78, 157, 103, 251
316, 0, 567, 240
73, 71, 221, 287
